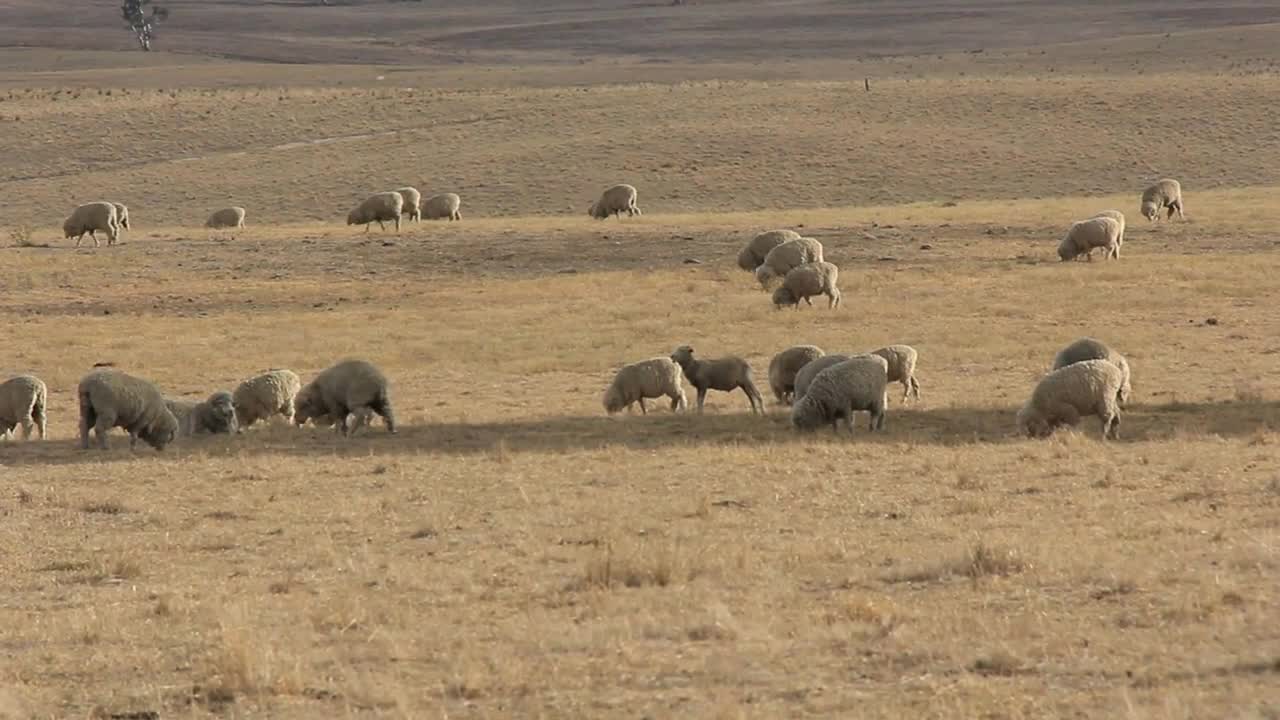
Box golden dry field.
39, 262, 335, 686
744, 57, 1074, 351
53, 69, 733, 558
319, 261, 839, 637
2, 2, 1280, 718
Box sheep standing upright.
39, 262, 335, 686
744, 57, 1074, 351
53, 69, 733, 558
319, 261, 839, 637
0, 375, 48, 440
870, 344, 921, 402
669, 345, 764, 414
394, 186, 422, 222
772, 261, 841, 309
767, 345, 825, 404
1017, 359, 1124, 440
63, 201, 119, 248
206, 207, 247, 229
1052, 337, 1131, 405
78, 368, 178, 450
755, 237, 824, 288
294, 359, 396, 436
1140, 179, 1184, 221
791, 354, 889, 434
347, 192, 404, 232
233, 369, 301, 429
602, 357, 687, 415
737, 230, 801, 272
589, 184, 641, 220
1058, 216, 1121, 262
422, 193, 462, 221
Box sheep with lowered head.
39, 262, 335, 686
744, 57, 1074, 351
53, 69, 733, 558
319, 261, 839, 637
791, 354, 889, 434
870, 344, 921, 402
347, 191, 404, 232
767, 345, 824, 404
206, 207, 247, 229
1058, 216, 1121, 262
793, 353, 850, 403
602, 357, 687, 415
422, 192, 462, 221
63, 201, 119, 248
394, 186, 422, 222
233, 368, 301, 429
294, 359, 396, 436
1052, 337, 1131, 405
78, 368, 178, 450
589, 184, 641, 220
755, 236, 824, 288
0, 374, 47, 441
1017, 359, 1123, 440
166, 391, 238, 436
1140, 178, 1184, 221
670, 345, 764, 414
738, 229, 801, 272
772, 261, 841, 309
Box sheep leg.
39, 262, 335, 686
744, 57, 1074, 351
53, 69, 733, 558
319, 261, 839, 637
1103, 411, 1121, 440
670, 390, 686, 412
394, 216, 401, 233
803, 296, 813, 307
637, 398, 647, 415
910, 376, 921, 401
79, 405, 95, 449
696, 388, 707, 414
373, 396, 396, 434
34, 402, 46, 439
743, 382, 764, 415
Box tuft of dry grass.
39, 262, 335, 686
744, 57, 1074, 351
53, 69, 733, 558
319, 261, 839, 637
887, 541, 1029, 584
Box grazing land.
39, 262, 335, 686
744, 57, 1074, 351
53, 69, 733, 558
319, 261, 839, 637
1, 2, 1279, 718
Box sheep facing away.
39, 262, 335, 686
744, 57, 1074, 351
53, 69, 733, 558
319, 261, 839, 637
166, 391, 238, 436
1090, 210, 1126, 260
206, 207, 247, 229
772, 261, 841, 309
233, 369, 302, 429
112, 202, 130, 235
78, 369, 178, 450
791, 354, 889, 434
1017, 359, 1123, 440
294, 359, 396, 436
755, 237, 825, 288
347, 192, 404, 232
589, 184, 641, 220
767, 345, 825, 404
1141, 178, 1184, 221
0, 375, 47, 440
394, 186, 422, 222
670, 345, 764, 414
63, 201, 119, 248
1052, 337, 1132, 405
870, 344, 922, 402
737, 229, 801, 272
1058, 216, 1121, 262
602, 357, 687, 415
792, 354, 851, 403
422, 192, 462, 221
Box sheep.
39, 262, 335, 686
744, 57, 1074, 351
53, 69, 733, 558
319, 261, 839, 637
1090, 210, 1126, 259
293, 359, 396, 436
1057, 216, 1121, 262
767, 345, 825, 405
232, 369, 301, 429
1051, 337, 1132, 405
793, 354, 850, 403
394, 186, 422, 222
78, 368, 178, 450
602, 357, 687, 415
1017, 359, 1124, 440
870, 344, 922, 402
63, 201, 119, 248
112, 202, 130, 238
347, 191, 404, 232
1140, 178, 1184, 221
669, 345, 764, 414
205, 207, 247, 229
791, 354, 889, 434
737, 229, 801, 272
422, 192, 462, 221
772, 261, 842, 309
168, 391, 237, 436
754, 236, 824, 288
588, 184, 641, 220
0, 375, 47, 441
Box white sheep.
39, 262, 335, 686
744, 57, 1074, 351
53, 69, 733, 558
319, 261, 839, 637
63, 201, 119, 248
112, 202, 130, 239
206, 207, 247, 229
422, 192, 462, 221
772, 261, 841, 309
233, 369, 301, 429
394, 186, 422, 222
767, 345, 824, 404
602, 357, 687, 415
78, 368, 178, 450
793, 354, 850, 403
791, 354, 889, 434
167, 391, 237, 436
670, 345, 764, 414
737, 229, 801, 272
1141, 179, 1184, 221
1058, 216, 1121, 262
1051, 337, 1131, 405
754, 236, 824, 288
0, 374, 48, 441
347, 192, 404, 232
1017, 359, 1124, 440
294, 359, 396, 436
588, 184, 641, 220
870, 344, 921, 403
1090, 210, 1126, 259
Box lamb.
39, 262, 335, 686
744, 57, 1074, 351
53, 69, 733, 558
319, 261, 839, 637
772, 261, 842, 309
167, 391, 237, 436
347, 191, 404, 232
232, 368, 301, 429
1057, 216, 1121, 262
63, 201, 119, 248
293, 359, 396, 436
767, 345, 825, 404
1016, 359, 1124, 440
422, 192, 462, 221
78, 368, 178, 450
737, 229, 801, 272
870, 344, 922, 402
754, 236, 824, 288
112, 202, 130, 238
0, 375, 47, 441
791, 354, 889, 434
588, 184, 641, 220
602, 357, 687, 415
394, 186, 422, 222
1051, 337, 1132, 405
792, 354, 850, 402
1140, 178, 1184, 221
1089, 210, 1126, 260
669, 345, 764, 414
205, 207, 247, 229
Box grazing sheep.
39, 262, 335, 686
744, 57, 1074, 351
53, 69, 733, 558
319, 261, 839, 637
767, 345, 825, 404
1058, 216, 1121, 262
737, 229, 801, 272
1090, 210, 1126, 259
0, 375, 47, 440
588, 184, 641, 220
1052, 337, 1132, 405
791, 354, 889, 434
602, 357, 687, 415
294, 359, 396, 436
670, 345, 764, 414
793, 354, 851, 403
755, 236, 825, 288
870, 344, 921, 402
422, 192, 462, 221
168, 391, 237, 436
394, 186, 422, 222
112, 202, 130, 237
1017, 359, 1124, 440
63, 201, 119, 248
206, 206, 247, 229
233, 369, 301, 429
1141, 178, 1184, 221
772, 261, 841, 309
347, 191, 404, 232
78, 369, 178, 450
